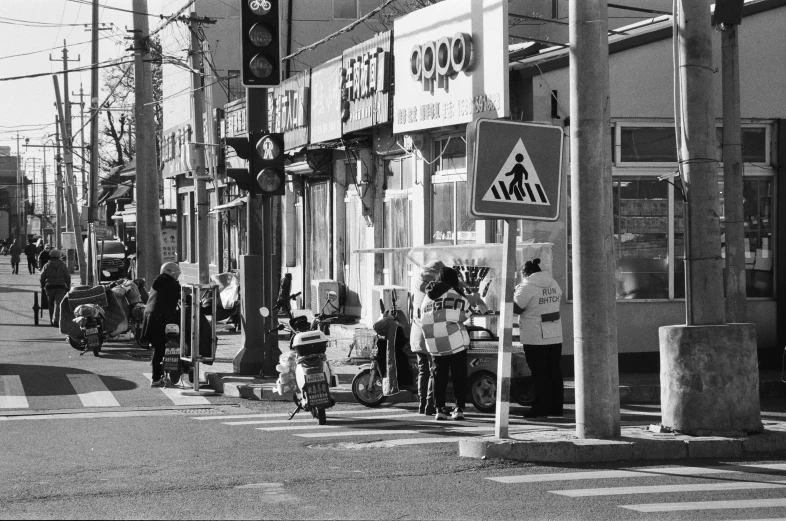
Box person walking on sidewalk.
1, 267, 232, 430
420, 266, 476, 421
24, 240, 38, 274
38, 244, 52, 270
39, 249, 71, 327
409, 260, 444, 415
142, 262, 181, 388
9, 239, 21, 274
513, 258, 564, 418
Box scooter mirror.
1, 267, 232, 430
259, 307, 270, 317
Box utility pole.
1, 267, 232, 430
72, 84, 88, 202
568, 0, 621, 439
720, 21, 746, 322
188, 16, 211, 284
132, 0, 163, 287
55, 116, 63, 250
88, 0, 100, 285
16, 132, 23, 241
659, 0, 761, 436
53, 75, 87, 284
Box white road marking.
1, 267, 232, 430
489, 464, 786, 484
0, 375, 29, 409
0, 410, 181, 421
378, 437, 459, 446
295, 429, 421, 438
144, 373, 210, 405
67, 374, 120, 407
553, 480, 786, 497
192, 407, 411, 420
621, 498, 786, 513
256, 420, 400, 432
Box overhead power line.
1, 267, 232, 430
0, 58, 134, 82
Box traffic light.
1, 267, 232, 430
240, 0, 281, 87
223, 136, 252, 191
251, 132, 285, 196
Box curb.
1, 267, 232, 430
458, 427, 786, 463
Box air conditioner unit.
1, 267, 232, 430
372, 285, 408, 318
310, 279, 341, 316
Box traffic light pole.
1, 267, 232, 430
233, 88, 280, 376
189, 17, 210, 285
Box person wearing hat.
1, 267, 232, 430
513, 258, 564, 418
24, 239, 38, 274
40, 248, 71, 327
38, 244, 52, 270
142, 262, 182, 388
409, 260, 444, 415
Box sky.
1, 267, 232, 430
0, 0, 170, 163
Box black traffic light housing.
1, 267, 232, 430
251, 132, 285, 196
240, 0, 281, 88
223, 136, 252, 191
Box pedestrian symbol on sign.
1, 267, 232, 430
262, 139, 275, 159
482, 138, 550, 206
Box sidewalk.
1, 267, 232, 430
202, 322, 784, 405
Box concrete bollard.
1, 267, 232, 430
659, 323, 763, 435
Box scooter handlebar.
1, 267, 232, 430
265, 323, 286, 335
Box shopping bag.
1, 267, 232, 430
219, 276, 240, 310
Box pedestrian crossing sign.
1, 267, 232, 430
467, 119, 563, 221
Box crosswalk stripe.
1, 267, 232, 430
553, 480, 786, 497
621, 498, 786, 513
489, 464, 786, 484
67, 374, 120, 408
143, 373, 211, 406
257, 420, 401, 432
295, 429, 421, 438
228, 417, 360, 426
0, 375, 29, 409
193, 407, 411, 421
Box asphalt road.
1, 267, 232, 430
2, 264, 786, 520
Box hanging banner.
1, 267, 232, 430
310, 57, 343, 143
61, 232, 77, 250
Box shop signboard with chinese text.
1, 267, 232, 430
341, 31, 392, 133
161, 122, 193, 178
310, 58, 343, 143
223, 99, 248, 170
162, 229, 177, 262
393, 0, 509, 134
268, 70, 310, 150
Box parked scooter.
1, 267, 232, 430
69, 304, 105, 357
264, 307, 337, 425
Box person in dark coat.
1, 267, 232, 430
143, 262, 182, 387
9, 239, 21, 274
38, 244, 52, 270
24, 240, 38, 274
40, 249, 71, 327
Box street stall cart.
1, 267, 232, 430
354, 242, 553, 412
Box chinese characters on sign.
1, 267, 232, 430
310, 57, 342, 143
341, 31, 392, 133
162, 229, 177, 262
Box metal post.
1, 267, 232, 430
494, 219, 516, 438
53, 75, 87, 284
569, 0, 621, 439
16, 133, 22, 242
54, 117, 63, 250
721, 23, 746, 322
678, 0, 725, 326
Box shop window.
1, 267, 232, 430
384, 196, 412, 287
436, 137, 467, 172
385, 156, 413, 191
333, 0, 357, 19
305, 181, 332, 305
432, 136, 475, 245
614, 179, 670, 299
718, 178, 774, 298
715, 126, 770, 164
208, 189, 218, 266
0, 190, 8, 208
620, 127, 677, 163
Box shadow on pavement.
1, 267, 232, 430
0, 364, 138, 395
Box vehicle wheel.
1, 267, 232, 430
511, 377, 535, 408
134, 326, 149, 349
93, 346, 100, 357
469, 371, 497, 414
317, 407, 326, 425
67, 336, 83, 351
167, 371, 182, 385
351, 369, 386, 408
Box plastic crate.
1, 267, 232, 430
351, 328, 377, 359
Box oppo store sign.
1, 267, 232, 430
393, 0, 509, 134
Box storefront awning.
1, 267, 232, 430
210, 197, 247, 213
106, 184, 133, 202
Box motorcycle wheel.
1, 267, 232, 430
167, 371, 182, 385
134, 326, 150, 349
317, 407, 326, 425
469, 371, 497, 414
67, 336, 83, 351
351, 369, 386, 408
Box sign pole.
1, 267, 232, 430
494, 218, 517, 438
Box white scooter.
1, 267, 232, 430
263, 307, 337, 425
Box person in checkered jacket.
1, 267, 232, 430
420, 266, 478, 421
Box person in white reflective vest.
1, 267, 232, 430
513, 258, 564, 418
